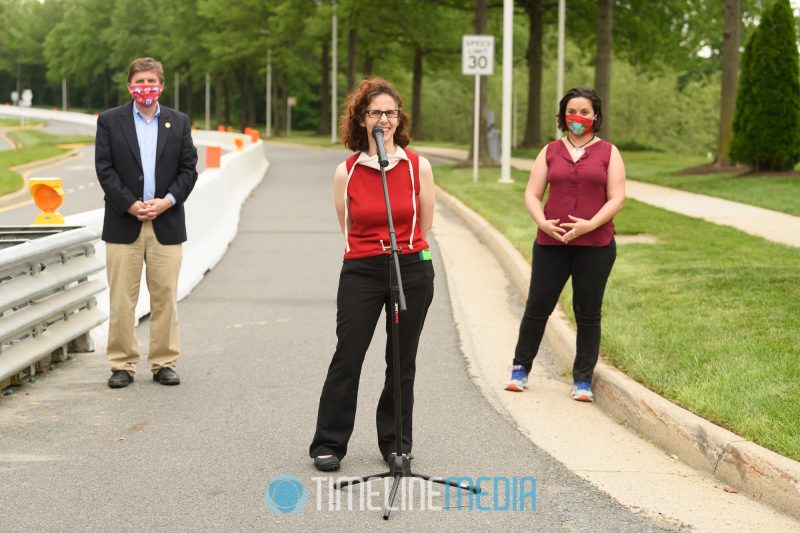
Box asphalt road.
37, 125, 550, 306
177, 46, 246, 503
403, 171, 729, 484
0, 143, 678, 531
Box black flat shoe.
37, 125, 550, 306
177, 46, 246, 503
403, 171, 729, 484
314, 455, 340, 472
108, 370, 134, 388
153, 367, 180, 386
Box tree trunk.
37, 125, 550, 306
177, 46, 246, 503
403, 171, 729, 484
223, 79, 230, 127
594, 0, 613, 140
102, 69, 110, 109
467, 0, 492, 163
522, 0, 544, 147
716, 0, 741, 166
86, 74, 93, 112
246, 72, 257, 127
186, 75, 194, 122
347, 25, 358, 91
319, 42, 331, 135
235, 69, 247, 128
16, 61, 21, 99
411, 47, 424, 139
363, 51, 374, 77
276, 77, 285, 134
213, 77, 222, 126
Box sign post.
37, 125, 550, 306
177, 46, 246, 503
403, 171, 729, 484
287, 96, 297, 137
462, 34, 494, 183
499, 0, 514, 184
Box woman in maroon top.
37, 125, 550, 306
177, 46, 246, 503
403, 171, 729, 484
309, 78, 435, 471
504, 86, 626, 402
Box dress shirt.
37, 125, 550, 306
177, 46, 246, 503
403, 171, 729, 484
132, 103, 175, 206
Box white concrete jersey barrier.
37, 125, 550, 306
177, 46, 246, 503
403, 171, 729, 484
0, 106, 270, 345
0, 104, 253, 151
0, 105, 97, 128
0, 226, 106, 387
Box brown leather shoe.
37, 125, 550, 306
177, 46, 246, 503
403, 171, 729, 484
153, 367, 180, 386
108, 370, 134, 388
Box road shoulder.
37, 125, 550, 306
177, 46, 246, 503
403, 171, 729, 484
433, 190, 800, 531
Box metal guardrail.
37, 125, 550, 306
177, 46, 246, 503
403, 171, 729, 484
0, 226, 107, 390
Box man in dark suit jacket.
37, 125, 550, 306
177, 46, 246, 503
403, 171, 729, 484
95, 57, 198, 388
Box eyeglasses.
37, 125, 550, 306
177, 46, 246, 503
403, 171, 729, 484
365, 109, 400, 119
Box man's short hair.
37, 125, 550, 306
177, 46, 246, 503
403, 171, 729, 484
127, 57, 165, 85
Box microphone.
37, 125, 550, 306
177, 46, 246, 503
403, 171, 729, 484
371, 126, 389, 168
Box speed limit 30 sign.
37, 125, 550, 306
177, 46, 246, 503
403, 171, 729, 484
462, 34, 494, 76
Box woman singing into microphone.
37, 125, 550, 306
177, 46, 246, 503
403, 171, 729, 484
309, 78, 435, 472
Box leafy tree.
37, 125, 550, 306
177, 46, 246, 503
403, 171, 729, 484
517, 0, 554, 148
730, 0, 800, 170
595, 0, 612, 138
43, 0, 112, 110
198, 0, 274, 127
388, 0, 466, 139
157, 0, 212, 118
269, 0, 333, 133
2, 0, 53, 98
471, 0, 492, 162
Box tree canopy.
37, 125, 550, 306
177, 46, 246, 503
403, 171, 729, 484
730, 0, 800, 170
0, 0, 793, 158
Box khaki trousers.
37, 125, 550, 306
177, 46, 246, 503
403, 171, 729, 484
105, 221, 182, 374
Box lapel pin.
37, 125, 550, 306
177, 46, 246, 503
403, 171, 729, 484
165, 122, 171, 129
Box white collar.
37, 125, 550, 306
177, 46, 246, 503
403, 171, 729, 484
355, 146, 409, 171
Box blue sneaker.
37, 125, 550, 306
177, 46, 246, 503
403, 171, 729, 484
504, 365, 528, 392
571, 381, 594, 402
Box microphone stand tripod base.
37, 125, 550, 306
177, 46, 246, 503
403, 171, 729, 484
334, 454, 479, 520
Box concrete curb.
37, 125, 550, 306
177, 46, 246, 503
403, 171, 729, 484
10, 147, 81, 174
0, 148, 82, 206
435, 185, 800, 520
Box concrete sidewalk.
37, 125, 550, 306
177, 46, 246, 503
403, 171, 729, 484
434, 194, 800, 531
415, 145, 800, 249
415, 145, 800, 520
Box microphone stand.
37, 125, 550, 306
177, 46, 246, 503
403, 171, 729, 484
335, 130, 478, 520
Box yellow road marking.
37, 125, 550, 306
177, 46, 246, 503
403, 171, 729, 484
0, 147, 90, 212
0, 199, 34, 213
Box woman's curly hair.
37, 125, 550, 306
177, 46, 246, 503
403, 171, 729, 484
339, 77, 412, 152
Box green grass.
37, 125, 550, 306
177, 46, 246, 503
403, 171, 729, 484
274, 132, 800, 218
0, 128, 94, 197
509, 147, 800, 217
271, 132, 469, 153
435, 163, 800, 461
6, 128, 94, 147
0, 118, 42, 127
411, 140, 468, 151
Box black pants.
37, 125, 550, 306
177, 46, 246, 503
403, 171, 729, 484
309, 254, 434, 460
513, 240, 616, 383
